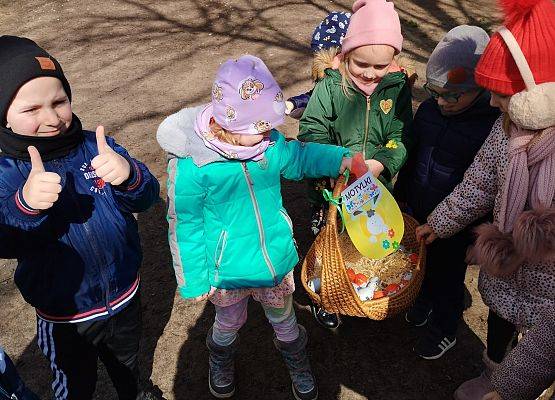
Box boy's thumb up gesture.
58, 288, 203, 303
22, 146, 62, 210
91, 126, 131, 186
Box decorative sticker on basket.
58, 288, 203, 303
342, 171, 381, 214
341, 171, 404, 260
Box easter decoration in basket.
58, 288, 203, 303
302, 153, 425, 319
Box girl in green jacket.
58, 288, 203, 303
298, 0, 414, 329
157, 55, 351, 400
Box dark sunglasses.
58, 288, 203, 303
424, 83, 466, 104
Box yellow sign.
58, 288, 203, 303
341, 172, 404, 259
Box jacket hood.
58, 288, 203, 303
156, 105, 224, 167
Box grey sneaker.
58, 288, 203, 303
274, 325, 318, 400
206, 328, 238, 398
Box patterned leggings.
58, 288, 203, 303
211, 294, 299, 346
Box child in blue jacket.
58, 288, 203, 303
0, 346, 39, 400
0, 36, 160, 400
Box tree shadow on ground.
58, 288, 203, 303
5, 0, 499, 142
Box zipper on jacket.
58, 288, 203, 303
362, 96, 371, 159
214, 230, 228, 281
280, 209, 298, 250
280, 209, 293, 235
241, 163, 278, 285
67, 163, 112, 314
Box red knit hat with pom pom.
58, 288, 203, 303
475, 0, 555, 95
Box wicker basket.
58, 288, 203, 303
300, 175, 426, 320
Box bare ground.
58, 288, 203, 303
0, 1, 500, 398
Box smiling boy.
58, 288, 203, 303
0, 36, 160, 400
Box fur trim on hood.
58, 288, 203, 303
310, 47, 417, 86
311, 48, 339, 82
156, 105, 224, 167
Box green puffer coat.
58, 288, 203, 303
298, 68, 413, 186
157, 106, 349, 299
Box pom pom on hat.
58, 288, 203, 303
475, 0, 555, 95
500, 0, 544, 24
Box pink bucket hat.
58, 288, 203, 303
211, 55, 285, 135
341, 0, 403, 55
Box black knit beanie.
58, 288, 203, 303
0, 36, 72, 125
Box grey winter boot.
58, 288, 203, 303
206, 328, 239, 398
273, 325, 318, 400
454, 350, 498, 400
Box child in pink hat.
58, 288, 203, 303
298, 0, 414, 329
157, 55, 352, 400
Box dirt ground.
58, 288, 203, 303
0, 0, 502, 398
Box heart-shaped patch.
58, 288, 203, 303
380, 99, 393, 114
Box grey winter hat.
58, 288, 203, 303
426, 25, 490, 90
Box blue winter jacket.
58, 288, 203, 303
0, 132, 160, 322
395, 94, 500, 223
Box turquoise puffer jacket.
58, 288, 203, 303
157, 106, 349, 299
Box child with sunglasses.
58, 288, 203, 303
394, 26, 500, 360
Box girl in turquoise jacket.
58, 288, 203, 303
157, 55, 350, 400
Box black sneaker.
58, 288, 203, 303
310, 205, 327, 237
414, 324, 457, 360
311, 304, 340, 330
405, 298, 432, 327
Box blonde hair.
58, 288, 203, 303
335, 50, 416, 99
209, 118, 240, 145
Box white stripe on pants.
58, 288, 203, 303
37, 319, 69, 400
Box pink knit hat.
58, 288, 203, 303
341, 0, 403, 55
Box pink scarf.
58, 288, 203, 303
194, 104, 270, 161
471, 123, 555, 277
498, 124, 555, 233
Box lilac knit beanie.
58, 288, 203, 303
211, 55, 285, 135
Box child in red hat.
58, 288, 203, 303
416, 0, 555, 399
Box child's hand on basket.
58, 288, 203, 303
191, 287, 217, 302
339, 157, 352, 174
416, 223, 438, 244
364, 159, 384, 178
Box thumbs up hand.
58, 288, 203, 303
22, 146, 62, 210
91, 126, 131, 186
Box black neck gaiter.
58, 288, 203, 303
0, 114, 84, 162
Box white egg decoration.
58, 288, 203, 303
357, 286, 376, 301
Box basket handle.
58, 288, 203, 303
326, 174, 347, 227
